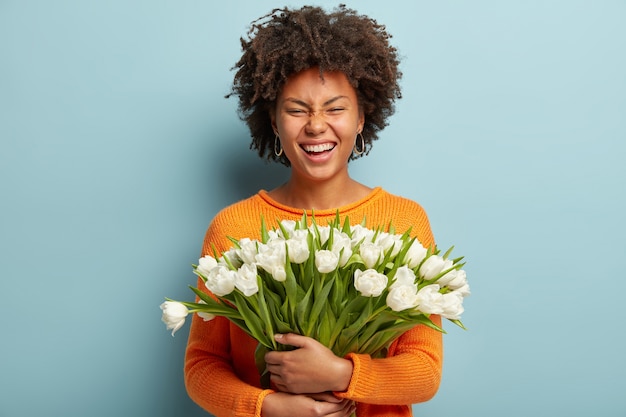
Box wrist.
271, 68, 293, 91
332, 357, 354, 392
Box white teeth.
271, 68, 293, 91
303, 143, 335, 153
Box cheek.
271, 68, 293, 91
276, 116, 300, 135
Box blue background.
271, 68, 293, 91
1, 1, 625, 416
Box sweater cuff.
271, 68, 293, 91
333, 353, 361, 399
254, 389, 275, 417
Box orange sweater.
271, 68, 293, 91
185, 187, 443, 417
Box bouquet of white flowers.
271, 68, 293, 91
161, 213, 469, 380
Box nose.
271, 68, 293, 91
305, 111, 327, 135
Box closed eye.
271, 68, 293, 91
286, 108, 307, 115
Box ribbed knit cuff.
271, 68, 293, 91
333, 353, 360, 398
254, 389, 275, 417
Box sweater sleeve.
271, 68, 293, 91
185, 315, 274, 417
335, 197, 444, 405
336, 316, 443, 404
184, 213, 273, 417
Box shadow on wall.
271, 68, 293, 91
209, 130, 289, 203
152, 129, 289, 417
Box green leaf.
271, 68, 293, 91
317, 307, 335, 347
284, 260, 298, 317
307, 278, 334, 335
260, 215, 270, 243
277, 219, 291, 239
255, 344, 272, 389
299, 211, 308, 228
449, 318, 467, 330
442, 246, 455, 260
341, 214, 351, 235
329, 272, 345, 317
255, 278, 278, 348
356, 310, 395, 345
332, 297, 375, 354
295, 284, 314, 336
326, 224, 334, 250
265, 294, 293, 334
233, 291, 272, 349
227, 236, 242, 248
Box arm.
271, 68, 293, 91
185, 216, 270, 417
185, 313, 273, 417
261, 392, 355, 417
263, 318, 443, 405
336, 315, 443, 404
334, 202, 443, 405
186, 313, 357, 417
265, 334, 354, 394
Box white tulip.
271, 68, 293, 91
278, 220, 297, 238
440, 268, 468, 291
455, 282, 471, 298
419, 255, 448, 281
205, 265, 236, 296
375, 232, 402, 258
235, 263, 259, 296
386, 284, 419, 312
160, 301, 189, 336
415, 284, 444, 315
359, 242, 384, 269
270, 265, 287, 282
315, 250, 339, 273
436, 267, 457, 287
440, 291, 465, 320
222, 248, 242, 269
236, 238, 259, 265
255, 240, 287, 281
354, 269, 388, 297
312, 225, 331, 245
391, 265, 416, 289
331, 233, 353, 267
196, 255, 218, 278
405, 240, 428, 269
196, 300, 216, 322
286, 236, 310, 264
350, 224, 375, 245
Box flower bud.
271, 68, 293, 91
160, 301, 189, 336
354, 269, 388, 297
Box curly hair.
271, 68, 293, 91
228, 4, 402, 165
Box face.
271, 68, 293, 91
271, 67, 364, 184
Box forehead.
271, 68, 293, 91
279, 67, 357, 103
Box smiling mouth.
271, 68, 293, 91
301, 143, 336, 154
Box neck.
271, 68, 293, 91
270, 175, 371, 211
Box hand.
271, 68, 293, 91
261, 391, 355, 417
265, 333, 353, 394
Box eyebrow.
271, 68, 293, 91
283, 96, 349, 108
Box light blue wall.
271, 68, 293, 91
1, 1, 625, 416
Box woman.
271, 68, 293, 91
185, 6, 443, 417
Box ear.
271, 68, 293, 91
357, 110, 365, 133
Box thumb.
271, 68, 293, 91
274, 333, 308, 348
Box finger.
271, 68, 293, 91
264, 362, 280, 374
269, 373, 285, 390
274, 332, 309, 348
316, 398, 352, 416
264, 350, 284, 365
308, 392, 342, 403
344, 401, 357, 416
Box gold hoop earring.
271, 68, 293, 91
353, 133, 365, 156
274, 135, 283, 157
